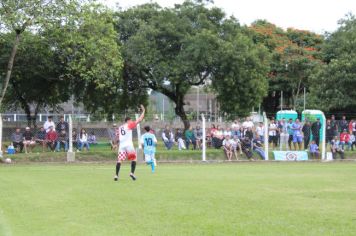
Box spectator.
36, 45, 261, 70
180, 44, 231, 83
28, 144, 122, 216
330, 136, 344, 159
245, 127, 254, 141
241, 137, 254, 160
11, 128, 24, 153
311, 118, 322, 146
162, 125, 174, 150
339, 129, 351, 151
292, 119, 303, 151
56, 115, 69, 133
88, 131, 98, 145
309, 140, 320, 159
79, 128, 90, 151
330, 115, 338, 136
242, 117, 254, 136
268, 119, 278, 149
350, 119, 356, 136
212, 125, 224, 148
350, 133, 355, 151
194, 125, 203, 150
338, 115, 348, 133
287, 118, 294, 150
45, 126, 58, 151
56, 129, 68, 152
231, 124, 241, 140
23, 127, 36, 153
231, 120, 240, 130
175, 128, 186, 150
302, 121, 311, 150
252, 135, 265, 160
231, 135, 243, 160
222, 135, 233, 161
325, 119, 334, 148
108, 124, 118, 151
7, 143, 15, 155
278, 118, 288, 150
35, 127, 46, 152
185, 126, 196, 150
44, 116, 55, 133
210, 124, 217, 147
224, 127, 232, 137
255, 122, 265, 143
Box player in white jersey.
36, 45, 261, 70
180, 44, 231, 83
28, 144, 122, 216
114, 105, 145, 181
141, 126, 158, 173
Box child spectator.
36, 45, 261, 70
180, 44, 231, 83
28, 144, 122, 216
231, 135, 243, 160
79, 128, 90, 151
185, 126, 196, 150
194, 125, 203, 150
88, 131, 98, 145
7, 143, 15, 155
309, 140, 320, 159
222, 135, 233, 161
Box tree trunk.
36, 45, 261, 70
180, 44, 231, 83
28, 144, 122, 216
0, 32, 21, 107
174, 95, 190, 131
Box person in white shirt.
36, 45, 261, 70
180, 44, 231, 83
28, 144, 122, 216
222, 135, 234, 161
269, 119, 278, 149
44, 116, 55, 133
256, 122, 265, 143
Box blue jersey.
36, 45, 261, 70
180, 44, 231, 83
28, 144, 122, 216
141, 133, 157, 155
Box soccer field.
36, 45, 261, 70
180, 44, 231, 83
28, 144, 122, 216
1, 162, 356, 236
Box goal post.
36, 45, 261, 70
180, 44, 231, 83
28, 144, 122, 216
201, 113, 206, 162
263, 112, 269, 160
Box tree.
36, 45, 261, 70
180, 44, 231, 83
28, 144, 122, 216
117, 1, 270, 129
250, 20, 323, 112
309, 14, 356, 112
0, 0, 79, 109
42, 3, 128, 119
0, 32, 69, 127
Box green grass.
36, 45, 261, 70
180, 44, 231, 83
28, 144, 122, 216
1, 162, 356, 235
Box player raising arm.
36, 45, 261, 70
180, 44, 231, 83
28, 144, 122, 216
141, 126, 158, 173
114, 105, 145, 181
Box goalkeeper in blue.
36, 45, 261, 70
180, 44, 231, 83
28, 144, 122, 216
141, 126, 158, 173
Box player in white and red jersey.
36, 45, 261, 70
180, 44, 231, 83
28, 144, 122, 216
114, 105, 145, 181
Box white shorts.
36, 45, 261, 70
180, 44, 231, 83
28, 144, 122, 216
118, 144, 136, 161
24, 140, 36, 145
144, 153, 155, 162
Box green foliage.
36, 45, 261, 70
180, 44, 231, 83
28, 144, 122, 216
250, 20, 324, 112
0, 32, 70, 117
309, 14, 356, 112
117, 1, 271, 126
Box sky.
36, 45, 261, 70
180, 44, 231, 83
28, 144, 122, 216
100, 0, 356, 34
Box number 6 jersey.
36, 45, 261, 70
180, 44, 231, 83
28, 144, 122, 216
117, 121, 137, 147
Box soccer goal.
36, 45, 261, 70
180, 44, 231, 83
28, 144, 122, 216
263, 110, 327, 161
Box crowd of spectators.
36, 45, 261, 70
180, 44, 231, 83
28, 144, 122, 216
156, 115, 356, 160
7, 116, 95, 154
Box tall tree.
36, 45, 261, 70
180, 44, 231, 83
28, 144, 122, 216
0, 32, 69, 127
117, 1, 270, 129
250, 20, 323, 112
0, 0, 79, 109
309, 14, 356, 112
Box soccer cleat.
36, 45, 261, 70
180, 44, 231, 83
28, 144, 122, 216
114, 175, 118, 181
130, 173, 137, 181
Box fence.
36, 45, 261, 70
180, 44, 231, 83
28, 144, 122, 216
1, 112, 355, 161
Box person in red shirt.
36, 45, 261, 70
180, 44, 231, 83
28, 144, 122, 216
340, 129, 351, 151
46, 126, 58, 151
